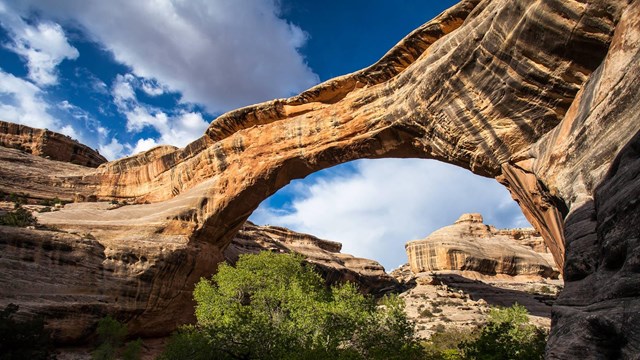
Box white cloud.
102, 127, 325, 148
0, 7, 78, 86
251, 159, 529, 271
140, 79, 166, 97
58, 124, 79, 140
130, 138, 159, 154
0, 69, 58, 129
6, 0, 319, 113
110, 73, 210, 156
98, 137, 126, 161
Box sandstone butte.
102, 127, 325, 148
395, 214, 563, 339
0, 0, 638, 357
406, 213, 560, 278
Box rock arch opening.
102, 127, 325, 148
248, 158, 531, 271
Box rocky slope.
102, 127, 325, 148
0, 0, 639, 357
0, 121, 106, 168
227, 222, 399, 295
393, 265, 562, 339
0, 144, 397, 343
395, 214, 563, 339
406, 213, 559, 278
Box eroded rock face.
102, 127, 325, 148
0, 121, 107, 168
1, 0, 639, 356
227, 222, 399, 295
406, 213, 559, 278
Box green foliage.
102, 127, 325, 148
0, 207, 37, 227
158, 326, 222, 360
122, 338, 143, 360
422, 327, 476, 360
162, 252, 421, 360
8, 192, 27, 206
91, 316, 141, 360
460, 303, 547, 360
0, 303, 54, 360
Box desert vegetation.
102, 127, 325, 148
159, 252, 547, 360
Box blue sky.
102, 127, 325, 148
0, 0, 529, 269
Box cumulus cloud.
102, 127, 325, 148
0, 6, 78, 86
6, 0, 319, 113
111, 73, 210, 155
251, 159, 529, 270
0, 69, 58, 128
98, 137, 126, 161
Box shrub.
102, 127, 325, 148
0, 207, 37, 227
420, 308, 434, 318
92, 316, 142, 360
460, 303, 547, 360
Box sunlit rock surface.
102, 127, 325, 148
227, 221, 400, 295
0, 0, 639, 356
406, 213, 559, 278
0, 121, 106, 168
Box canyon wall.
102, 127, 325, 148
0, 0, 639, 357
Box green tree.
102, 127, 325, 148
161, 252, 421, 360
460, 303, 547, 360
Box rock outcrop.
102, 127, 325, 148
406, 213, 559, 278
1, 0, 639, 357
0, 121, 107, 168
392, 263, 563, 340
397, 213, 562, 338
226, 222, 399, 295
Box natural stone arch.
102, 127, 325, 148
27, 0, 639, 357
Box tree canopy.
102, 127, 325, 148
161, 252, 421, 360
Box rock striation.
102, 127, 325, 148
0, 0, 639, 357
226, 221, 399, 295
406, 214, 559, 278
0, 121, 107, 168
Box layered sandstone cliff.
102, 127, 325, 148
0, 0, 639, 357
406, 213, 559, 278
0, 121, 106, 168
397, 214, 562, 338
227, 222, 399, 295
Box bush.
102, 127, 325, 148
0, 207, 37, 227
422, 327, 476, 360
92, 316, 141, 360
460, 303, 547, 360
161, 252, 421, 360
420, 308, 434, 318
0, 304, 54, 360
